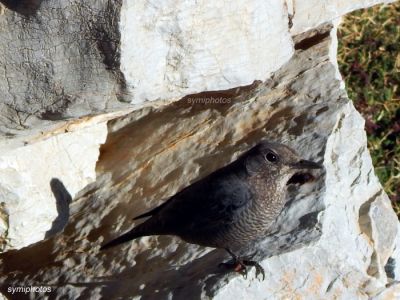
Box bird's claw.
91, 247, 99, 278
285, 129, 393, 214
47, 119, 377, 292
219, 259, 265, 281
219, 261, 246, 277
239, 266, 248, 279
235, 261, 248, 279
242, 260, 265, 281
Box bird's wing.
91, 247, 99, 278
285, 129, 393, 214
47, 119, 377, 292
149, 172, 254, 234
101, 163, 253, 249
203, 176, 252, 224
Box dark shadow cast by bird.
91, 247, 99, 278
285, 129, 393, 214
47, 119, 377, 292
45, 178, 72, 239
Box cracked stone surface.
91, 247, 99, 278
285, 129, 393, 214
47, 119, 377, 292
0, 121, 107, 250
120, 0, 294, 104
0, 0, 129, 136
0, 0, 399, 299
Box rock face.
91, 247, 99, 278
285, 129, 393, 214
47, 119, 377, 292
0, 1, 399, 299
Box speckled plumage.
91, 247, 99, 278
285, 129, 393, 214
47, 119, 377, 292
101, 141, 322, 277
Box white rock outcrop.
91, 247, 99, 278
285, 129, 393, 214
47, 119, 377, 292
0, 122, 107, 250
0, 0, 398, 299
120, 0, 294, 103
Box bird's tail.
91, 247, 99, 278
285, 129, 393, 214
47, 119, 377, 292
100, 227, 145, 251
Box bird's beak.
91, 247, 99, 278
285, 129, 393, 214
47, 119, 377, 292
291, 159, 323, 170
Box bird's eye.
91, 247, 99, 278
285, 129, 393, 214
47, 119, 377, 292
265, 152, 278, 162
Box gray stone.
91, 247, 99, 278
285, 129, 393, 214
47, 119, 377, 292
0, 0, 128, 136
0, 22, 398, 299
0, 1, 399, 299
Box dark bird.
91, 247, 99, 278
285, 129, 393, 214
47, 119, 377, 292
101, 141, 322, 279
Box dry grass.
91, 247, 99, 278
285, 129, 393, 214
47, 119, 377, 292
338, 2, 400, 215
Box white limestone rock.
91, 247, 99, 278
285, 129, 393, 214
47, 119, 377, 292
0, 1, 129, 137
0, 0, 394, 136
0, 20, 399, 299
0, 121, 108, 250
120, 0, 294, 103
372, 283, 400, 300
0, 0, 399, 299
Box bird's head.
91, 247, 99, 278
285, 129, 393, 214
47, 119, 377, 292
244, 141, 323, 185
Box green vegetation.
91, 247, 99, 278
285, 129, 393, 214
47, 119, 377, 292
338, 2, 400, 214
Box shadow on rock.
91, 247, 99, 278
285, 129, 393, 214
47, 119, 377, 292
45, 178, 72, 238
0, 0, 43, 16
66, 247, 235, 300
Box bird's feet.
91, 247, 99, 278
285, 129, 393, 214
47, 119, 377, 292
219, 259, 265, 281
241, 259, 265, 280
